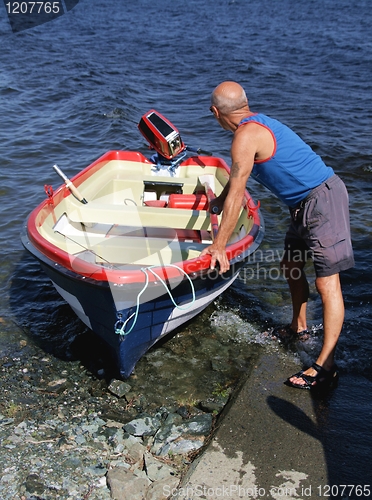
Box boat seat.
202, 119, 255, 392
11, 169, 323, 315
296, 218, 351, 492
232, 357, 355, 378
51, 215, 213, 259
64, 199, 213, 231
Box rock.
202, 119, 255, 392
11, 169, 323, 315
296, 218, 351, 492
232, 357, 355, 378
109, 459, 131, 471
180, 413, 213, 436
74, 434, 86, 445
13, 421, 28, 435
124, 413, 162, 437
176, 406, 189, 419
164, 413, 183, 426
106, 467, 151, 500
145, 476, 180, 500
144, 452, 177, 482
24, 473, 46, 496
126, 441, 147, 463
158, 438, 205, 456
151, 413, 213, 456
199, 397, 227, 413
47, 378, 70, 393
105, 420, 126, 429
108, 379, 132, 398
109, 432, 147, 464
159, 423, 182, 442
0, 416, 14, 426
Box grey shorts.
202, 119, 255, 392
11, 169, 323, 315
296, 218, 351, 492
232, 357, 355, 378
283, 175, 355, 277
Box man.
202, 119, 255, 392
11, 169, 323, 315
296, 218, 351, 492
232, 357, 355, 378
201, 81, 354, 390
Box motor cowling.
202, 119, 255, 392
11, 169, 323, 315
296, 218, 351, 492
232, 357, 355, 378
138, 110, 185, 160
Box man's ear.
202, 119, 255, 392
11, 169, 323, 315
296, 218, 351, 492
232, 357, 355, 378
210, 105, 219, 118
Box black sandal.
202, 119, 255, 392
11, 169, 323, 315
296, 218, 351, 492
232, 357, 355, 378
271, 324, 310, 342
285, 362, 339, 390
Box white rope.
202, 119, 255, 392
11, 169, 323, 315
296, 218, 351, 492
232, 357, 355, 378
115, 264, 196, 336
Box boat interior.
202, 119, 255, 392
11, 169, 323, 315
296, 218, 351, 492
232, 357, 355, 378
38, 158, 253, 268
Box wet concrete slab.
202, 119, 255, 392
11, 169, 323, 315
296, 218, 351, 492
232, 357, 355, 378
174, 352, 372, 499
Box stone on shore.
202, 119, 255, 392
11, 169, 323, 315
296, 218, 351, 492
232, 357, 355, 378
106, 467, 151, 500
124, 413, 162, 436
108, 379, 132, 398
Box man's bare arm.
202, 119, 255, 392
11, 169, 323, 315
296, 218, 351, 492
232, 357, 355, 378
200, 127, 257, 272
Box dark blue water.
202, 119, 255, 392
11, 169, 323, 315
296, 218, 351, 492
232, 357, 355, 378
0, 0, 372, 483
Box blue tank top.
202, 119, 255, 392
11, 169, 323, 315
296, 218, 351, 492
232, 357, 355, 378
239, 114, 334, 207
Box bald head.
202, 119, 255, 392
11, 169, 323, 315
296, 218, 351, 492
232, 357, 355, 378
211, 81, 248, 114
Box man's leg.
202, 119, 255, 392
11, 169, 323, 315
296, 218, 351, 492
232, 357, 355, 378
285, 177, 352, 387
281, 258, 309, 333
289, 272, 343, 386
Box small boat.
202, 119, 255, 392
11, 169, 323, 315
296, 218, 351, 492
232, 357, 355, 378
22, 110, 264, 378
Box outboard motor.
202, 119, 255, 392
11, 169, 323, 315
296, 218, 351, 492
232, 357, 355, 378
138, 110, 185, 160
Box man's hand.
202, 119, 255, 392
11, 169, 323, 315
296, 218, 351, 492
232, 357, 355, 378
200, 244, 230, 274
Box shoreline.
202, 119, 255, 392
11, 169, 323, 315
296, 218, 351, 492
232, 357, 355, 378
0, 318, 260, 499
2, 318, 371, 499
